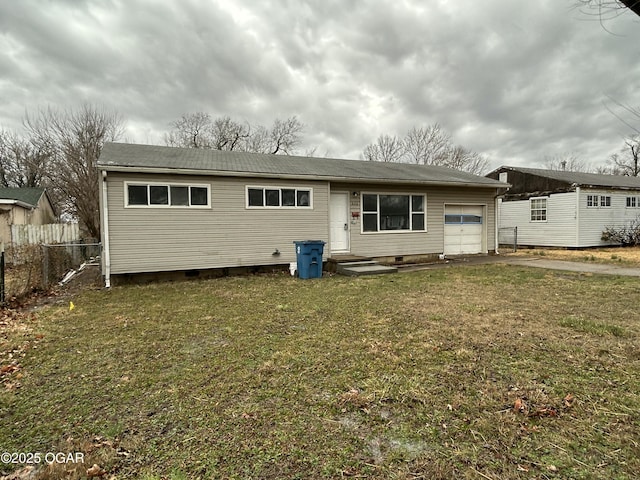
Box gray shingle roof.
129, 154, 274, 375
0, 187, 45, 207
496, 166, 640, 189
98, 143, 506, 188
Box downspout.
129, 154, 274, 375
575, 185, 580, 248
495, 193, 500, 254
101, 170, 111, 288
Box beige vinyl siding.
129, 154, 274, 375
498, 192, 578, 247
339, 184, 497, 257
106, 172, 329, 274
578, 188, 640, 247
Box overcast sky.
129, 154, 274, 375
1, 0, 639, 172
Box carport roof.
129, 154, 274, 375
98, 142, 507, 189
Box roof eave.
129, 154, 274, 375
98, 164, 507, 189
0, 199, 35, 209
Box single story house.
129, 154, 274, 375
486, 166, 640, 248
98, 143, 508, 286
0, 187, 57, 244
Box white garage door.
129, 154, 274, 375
444, 205, 484, 255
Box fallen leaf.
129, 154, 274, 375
513, 397, 526, 413
87, 464, 106, 477
563, 393, 575, 408
0, 364, 19, 374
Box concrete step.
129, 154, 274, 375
337, 261, 398, 276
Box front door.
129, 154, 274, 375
330, 192, 350, 252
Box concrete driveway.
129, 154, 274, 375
400, 255, 640, 277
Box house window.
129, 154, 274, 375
246, 186, 312, 208
627, 197, 638, 208
530, 197, 547, 222
587, 195, 611, 207
125, 183, 210, 208
361, 193, 426, 232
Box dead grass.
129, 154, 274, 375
504, 245, 640, 266
1, 265, 639, 479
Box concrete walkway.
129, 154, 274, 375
496, 256, 640, 277
399, 255, 640, 277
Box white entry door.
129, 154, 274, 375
444, 205, 484, 255
330, 192, 350, 252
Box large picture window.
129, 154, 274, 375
125, 183, 210, 208
246, 186, 312, 208
362, 193, 425, 232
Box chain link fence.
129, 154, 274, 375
498, 226, 518, 252
2, 242, 101, 301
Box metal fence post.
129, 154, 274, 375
514, 226, 518, 252
42, 244, 49, 290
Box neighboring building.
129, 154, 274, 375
98, 143, 507, 285
487, 166, 640, 248
0, 187, 57, 244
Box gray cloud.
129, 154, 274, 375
1, 0, 639, 170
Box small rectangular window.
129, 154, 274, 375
265, 189, 280, 206
190, 187, 208, 206
600, 196, 611, 207
128, 185, 148, 205
246, 186, 313, 208
171, 186, 189, 206
282, 189, 296, 206
297, 190, 311, 207
149, 185, 168, 205
587, 195, 598, 207
248, 188, 264, 207
126, 183, 209, 208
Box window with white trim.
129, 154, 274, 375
125, 183, 210, 207
530, 197, 547, 222
626, 196, 639, 208
246, 186, 312, 208
362, 193, 426, 232
587, 194, 611, 207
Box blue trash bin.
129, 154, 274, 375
293, 240, 326, 279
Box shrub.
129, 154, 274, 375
602, 216, 640, 246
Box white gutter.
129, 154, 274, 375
101, 170, 111, 288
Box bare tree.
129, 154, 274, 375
403, 124, 451, 165
165, 113, 304, 155
165, 112, 214, 149
268, 116, 304, 155
443, 146, 490, 175
362, 134, 405, 162
0, 130, 52, 188
544, 153, 592, 172
24, 105, 125, 238
363, 124, 489, 173
577, 0, 640, 19
211, 116, 250, 151
609, 136, 640, 176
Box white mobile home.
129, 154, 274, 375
487, 166, 640, 248
98, 143, 507, 285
